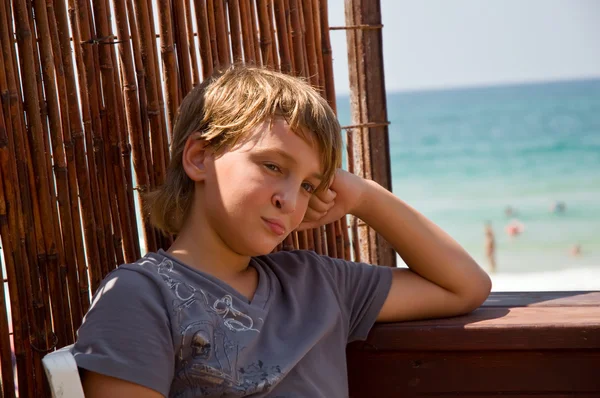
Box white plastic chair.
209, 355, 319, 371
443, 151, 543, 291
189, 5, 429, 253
42, 344, 85, 398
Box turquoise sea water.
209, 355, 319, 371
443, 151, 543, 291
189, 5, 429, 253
337, 79, 600, 275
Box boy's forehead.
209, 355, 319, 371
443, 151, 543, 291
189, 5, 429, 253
240, 119, 319, 153
233, 120, 324, 172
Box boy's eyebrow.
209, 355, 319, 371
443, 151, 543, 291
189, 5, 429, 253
256, 148, 323, 181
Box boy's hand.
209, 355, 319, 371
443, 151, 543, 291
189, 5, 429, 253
297, 169, 369, 231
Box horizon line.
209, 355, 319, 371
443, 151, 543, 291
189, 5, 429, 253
335, 75, 600, 96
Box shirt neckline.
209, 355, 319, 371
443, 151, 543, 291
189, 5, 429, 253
153, 249, 271, 310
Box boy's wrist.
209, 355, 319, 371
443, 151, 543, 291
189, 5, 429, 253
349, 178, 380, 218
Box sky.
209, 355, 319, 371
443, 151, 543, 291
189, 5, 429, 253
327, 0, 600, 93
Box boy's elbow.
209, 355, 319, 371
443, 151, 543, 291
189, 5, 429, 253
463, 272, 492, 313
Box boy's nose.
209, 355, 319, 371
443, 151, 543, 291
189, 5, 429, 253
272, 190, 297, 213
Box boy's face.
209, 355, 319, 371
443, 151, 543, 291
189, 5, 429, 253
197, 119, 324, 256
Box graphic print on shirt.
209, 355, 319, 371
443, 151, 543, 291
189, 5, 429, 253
152, 257, 283, 396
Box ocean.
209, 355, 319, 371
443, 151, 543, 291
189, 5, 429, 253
336, 79, 600, 290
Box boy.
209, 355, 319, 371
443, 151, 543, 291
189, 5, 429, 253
73, 66, 491, 397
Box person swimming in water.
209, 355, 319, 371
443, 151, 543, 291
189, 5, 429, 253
505, 219, 525, 237
550, 201, 566, 213
504, 206, 515, 217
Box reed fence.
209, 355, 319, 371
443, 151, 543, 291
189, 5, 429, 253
0, 0, 391, 396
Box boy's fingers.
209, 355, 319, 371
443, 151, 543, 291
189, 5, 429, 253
308, 196, 333, 213
303, 207, 327, 221
323, 188, 337, 202
315, 188, 336, 203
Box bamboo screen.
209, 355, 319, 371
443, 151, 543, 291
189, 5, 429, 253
0, 0, 370, 395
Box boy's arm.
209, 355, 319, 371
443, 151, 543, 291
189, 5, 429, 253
82, 371, 163, 398
300, 169, 491, 323
352, 179, 491, 322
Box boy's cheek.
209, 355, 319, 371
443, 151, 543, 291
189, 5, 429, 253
293, 208, 309, 226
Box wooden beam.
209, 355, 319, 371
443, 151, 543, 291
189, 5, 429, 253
343, 0, 395, 267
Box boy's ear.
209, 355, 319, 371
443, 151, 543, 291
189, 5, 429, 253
182, 133, 211, 182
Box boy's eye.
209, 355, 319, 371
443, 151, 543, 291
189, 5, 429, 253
264, 163, 281, 173
302, 182, 316, 194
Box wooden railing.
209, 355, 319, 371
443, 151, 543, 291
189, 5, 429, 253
347, 291, 600, 397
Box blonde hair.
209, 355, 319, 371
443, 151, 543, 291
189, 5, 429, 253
146, 65, 343, 235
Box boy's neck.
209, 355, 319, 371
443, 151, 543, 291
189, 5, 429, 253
166, 217, 252, 281
167, 232, 259, 302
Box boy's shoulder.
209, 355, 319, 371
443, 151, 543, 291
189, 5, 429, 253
91, 252, 178, 301
101, 252, 169, 283
256, 249, 355, 282
259, 249, 329, 269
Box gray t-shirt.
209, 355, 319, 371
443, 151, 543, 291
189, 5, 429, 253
73, 249, 392, 397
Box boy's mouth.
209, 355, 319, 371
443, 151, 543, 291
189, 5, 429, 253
262, 217, 286, 236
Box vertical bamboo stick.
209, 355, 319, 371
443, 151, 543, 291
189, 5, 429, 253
256, 0, 274, 68
13, 0, 62, 392
145, 0, 170, 153
282, 234, 294, 251
172, 0, 193, 95
72, 0, 119, 274
0, 86, 17, 398
131, 0, 168, 189
301, 0, 319, 87
248, 0, 266, 66
32, 0, 66, 355
184, 2, 200, 86
206, 0, 220, 68
227, 0, 244, 63
266, 0, 279, 70
92, 0, 139, 264
319, 0, 336, 110
306, 229, 314, 252
297, 230, 306, 249
313, 228, 323, 255
126, 0, 152, 189
297, 0, 310, 80
317, 0, 351, 260
127, 0, 165, 253
110, 33, 142, 264
69, 0, 113, 288
51, 0, 96, 321
194, 0, 215, 78
249, 0, 262, 64
335, 215, 346, 259
0, 6, 38, 392
157, 0, 181, 131
284, 0, 295, 72
273, 0, 292, 73
112, 0, 156, 254
238, 0, 256, 64
110, 9, 142, 263
214, 0, 231, 68
311, 0, 326, 91
117, 67, 139, 260
31, 0, 78, 344
142, 0, 172, 250
309, 0, 330, 256
288, 0, 305, 77
86, 0, 123, 269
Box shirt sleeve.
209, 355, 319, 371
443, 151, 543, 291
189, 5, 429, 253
317, 254, 393, 342
72, 267, 174, 397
